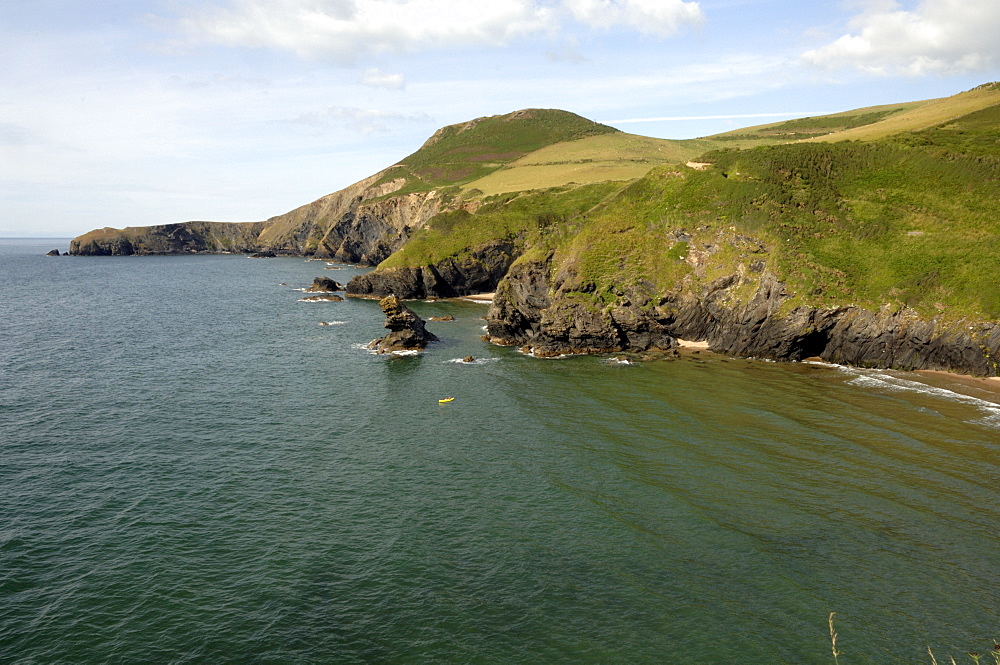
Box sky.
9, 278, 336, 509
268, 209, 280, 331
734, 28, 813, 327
1, 0, 998, 237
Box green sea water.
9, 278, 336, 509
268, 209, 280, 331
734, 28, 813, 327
1, 239, 998, 664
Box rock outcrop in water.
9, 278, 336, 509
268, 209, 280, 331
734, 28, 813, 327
305, 277, 344, 292
368, 295, 439, 354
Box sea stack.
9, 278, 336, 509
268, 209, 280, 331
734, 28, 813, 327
368, 295, 439, 354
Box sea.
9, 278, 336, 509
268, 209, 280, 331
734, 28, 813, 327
1, 238, 998, 664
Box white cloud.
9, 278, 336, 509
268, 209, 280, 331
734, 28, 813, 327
562, 0, 704, 36
361, 68, 406, 90
168, 0, 703, 62
802, 0, 1000, 75
172, 0, 554, 62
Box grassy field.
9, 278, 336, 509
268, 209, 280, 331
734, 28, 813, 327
458, 163, 645, 196
805, 82, 1000, 142
449, 85, 999, 198
458, 130, 809, 197
372, 109, 619, 196
709, 101, 926, 142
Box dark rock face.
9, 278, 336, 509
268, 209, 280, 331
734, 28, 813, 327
71, 221, 268, 256
486, 258, 677, 357
69, 174, 441, 261
652, 272, 1000, 375
368, 295, 439, 353
486, 257, 1000, 375
305, 277, 344, 292
347, 240, 519, 299
45, 249, 62, 256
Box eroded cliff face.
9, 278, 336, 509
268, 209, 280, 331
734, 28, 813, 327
70, 173, 443, 262
485, 257, 678, 357
255, 174, 443, 263
70, 221, 268, 256
346, 239, 519, 299
485, 250, 1000, 376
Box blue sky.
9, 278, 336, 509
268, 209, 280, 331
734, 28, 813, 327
2, 0, 998, 237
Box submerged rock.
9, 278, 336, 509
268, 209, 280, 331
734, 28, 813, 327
299, 295, 344, 302
368, 295, 438, 354
429, 315, 455, 322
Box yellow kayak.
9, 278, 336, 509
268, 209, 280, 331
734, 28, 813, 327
438, 397, 455, 403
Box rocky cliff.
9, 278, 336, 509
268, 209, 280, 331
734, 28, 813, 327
70, 221, 268, 255
252, 173, 442, 263
69, 108, 618, 259
70, 172, 443, 262
346, 239, 519, 299
484, 251, 1000, 376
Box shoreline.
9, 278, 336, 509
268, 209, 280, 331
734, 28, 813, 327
461, 292, 495, 303
914, 368, 1000, 401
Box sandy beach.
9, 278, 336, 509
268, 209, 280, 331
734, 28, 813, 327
676, 338, 711, 350
462, 292, 495, 303
915, 369, 1000, 402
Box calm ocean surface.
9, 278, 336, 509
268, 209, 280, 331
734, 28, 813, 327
1, 238, 998, 664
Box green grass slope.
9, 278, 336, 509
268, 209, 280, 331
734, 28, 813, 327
459, 133, 716, 196
804, 82, 1000, 142
379, 181, 624, 270
704, 82, 1000, 145
373, 109, 619, 196
708, 101, 925, 143
551, 134, 1000, 321
448, 85, 999, 199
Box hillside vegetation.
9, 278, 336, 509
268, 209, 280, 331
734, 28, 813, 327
434, 83, 1000, 198
71, 83, 1000, 372
460, 133, 715, 196
804, 82, 1000, 142
379, 84, 1000, 322
372, 109, 619, 196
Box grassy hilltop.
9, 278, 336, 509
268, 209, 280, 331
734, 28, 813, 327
376, 83, 1000, 323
